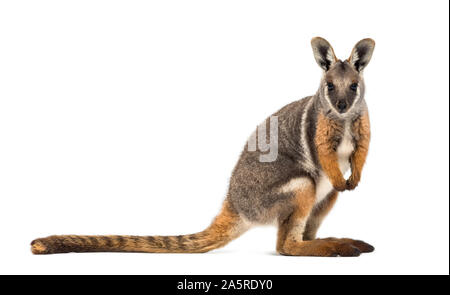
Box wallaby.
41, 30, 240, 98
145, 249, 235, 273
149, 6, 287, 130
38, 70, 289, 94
31, 37, 375, 256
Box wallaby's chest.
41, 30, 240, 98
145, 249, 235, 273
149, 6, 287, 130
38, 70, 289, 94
336, 122, 354, 172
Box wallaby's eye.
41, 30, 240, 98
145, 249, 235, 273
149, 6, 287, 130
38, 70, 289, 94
327, 82, 335, 91
350, 83, 358, 91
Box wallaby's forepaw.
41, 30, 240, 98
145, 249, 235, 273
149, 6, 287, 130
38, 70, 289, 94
320, 237, 374, 254
333, 180, 348, 192
346, 176, 360, 190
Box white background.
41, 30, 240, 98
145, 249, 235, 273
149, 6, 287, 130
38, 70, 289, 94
0, 0, 448, 275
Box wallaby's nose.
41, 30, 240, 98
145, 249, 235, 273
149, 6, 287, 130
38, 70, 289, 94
337, 100, 347, 112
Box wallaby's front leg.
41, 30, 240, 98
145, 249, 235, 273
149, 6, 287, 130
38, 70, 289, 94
347, 112, 371, 190
315, 113, 347, 191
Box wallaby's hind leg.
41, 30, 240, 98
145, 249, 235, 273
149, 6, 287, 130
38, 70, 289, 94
276, 180, 316, 253
276, 185, 372, 257
302, 191, 374, 253
303, 191, 339, 241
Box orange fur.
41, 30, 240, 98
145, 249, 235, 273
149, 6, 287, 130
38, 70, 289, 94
277, 186, 373, 257
347, 112, 371, 190
315, 113, 347, 191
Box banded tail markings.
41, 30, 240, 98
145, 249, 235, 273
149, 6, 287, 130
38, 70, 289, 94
31, 200, 246, 254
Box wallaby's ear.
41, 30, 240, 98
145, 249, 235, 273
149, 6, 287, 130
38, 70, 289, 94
348, 38, 375, 72
311, 37, 337, 71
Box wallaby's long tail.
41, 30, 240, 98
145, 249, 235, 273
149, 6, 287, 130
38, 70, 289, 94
31, 201, 246, 254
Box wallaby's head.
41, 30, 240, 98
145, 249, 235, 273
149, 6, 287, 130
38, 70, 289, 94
311, 37, 375, 115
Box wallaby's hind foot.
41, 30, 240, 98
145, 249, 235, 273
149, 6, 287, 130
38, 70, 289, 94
320, 237, 374, 253
278, 239, 366, 257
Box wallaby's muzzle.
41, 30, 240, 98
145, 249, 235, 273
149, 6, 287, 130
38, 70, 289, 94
337, 100, 348, 113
